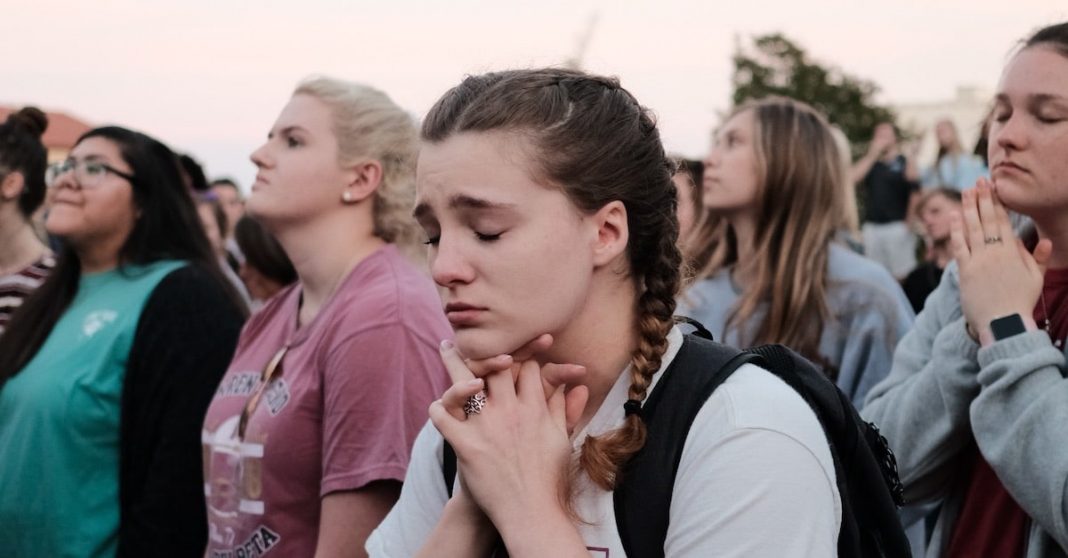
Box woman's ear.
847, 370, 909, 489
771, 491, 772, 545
341, 160, 384, 204
1, 171, 25, 201
591, 200, 629, 267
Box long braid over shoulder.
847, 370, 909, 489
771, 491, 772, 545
423, 68, 681, 490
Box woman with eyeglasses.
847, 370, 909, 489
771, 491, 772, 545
200, 77, 451, 557
0, 107, 54, 335
0, 127, 247, 556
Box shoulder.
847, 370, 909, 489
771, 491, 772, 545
680, 270, 735, 310
827, 244, 896, 286
138, 263, 245, 331
673, 363, 842, 539
826, 245, 911, 312
329, 248, 447, 338
145, 263, 236, 311
702, 363, 832, 452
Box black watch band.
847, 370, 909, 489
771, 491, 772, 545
990, 313, 1027, 341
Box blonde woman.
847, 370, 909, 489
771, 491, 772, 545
681, 97, 914, 407
201, 77, 451, 556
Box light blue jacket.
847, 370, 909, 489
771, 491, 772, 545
680, 243, 915, 408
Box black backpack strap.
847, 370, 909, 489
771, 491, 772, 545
673, 315, 714, 340
742, 344, 911, 558
443, 439, 457, 498
613, 334, 762, 558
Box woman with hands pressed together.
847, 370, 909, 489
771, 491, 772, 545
862, 22, 1068, 558
366, 68, 840, 557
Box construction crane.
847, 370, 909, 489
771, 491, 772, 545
564, 13, 600, 70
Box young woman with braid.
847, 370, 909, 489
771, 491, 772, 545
680, 98, 914, 408
366, 68, 840, 557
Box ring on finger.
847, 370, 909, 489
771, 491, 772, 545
463, 390, 488, 416
984, 236, 1003, 245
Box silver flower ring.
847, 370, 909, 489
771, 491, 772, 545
463, 390, 488, 416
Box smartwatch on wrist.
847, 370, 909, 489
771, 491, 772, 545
989, 313, 1028, 341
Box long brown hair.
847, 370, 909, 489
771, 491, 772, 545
684, 97, 841, 375
422, 68, 680, 490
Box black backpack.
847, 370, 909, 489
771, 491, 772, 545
443, 329, 910, 558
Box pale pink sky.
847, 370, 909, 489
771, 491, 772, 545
5, 0, 1066, 189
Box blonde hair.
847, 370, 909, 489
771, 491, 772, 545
294, 77, 421, 256
829, 126, 860, 239
684, 97, 840, 374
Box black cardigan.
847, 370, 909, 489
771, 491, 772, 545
117, 264, 244, 557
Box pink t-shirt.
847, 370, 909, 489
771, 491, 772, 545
202, 245, 451, 557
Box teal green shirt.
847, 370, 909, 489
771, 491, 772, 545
0, 260, 184, 558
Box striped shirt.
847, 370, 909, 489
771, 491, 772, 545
0, 254, 56, 335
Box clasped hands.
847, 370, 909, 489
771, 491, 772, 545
428, 334, 590, 530
950, 178, 1052, 346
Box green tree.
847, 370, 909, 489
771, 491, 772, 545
732, 33, 897, 157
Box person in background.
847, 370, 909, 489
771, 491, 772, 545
670, 156, 702, 246
233, 213, 296, 310
0, 126, 246, 556
211, 178, 245, 237
0, 107, 54, 335
212, 177, 247, 264
201, 76, 451, 558
682, 97, 914, 409
863, 22, 1068, 558
902, 188, 963, 312
179, 152, 210, 194
922, 119, 988, 191
829, 126, 864, 254
852, 122, 922, 280
196, 193, 251, 309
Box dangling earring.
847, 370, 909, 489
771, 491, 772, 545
342, 191, 354, 203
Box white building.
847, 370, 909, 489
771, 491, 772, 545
892, 85, 993, 167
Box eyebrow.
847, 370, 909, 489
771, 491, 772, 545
267, 125, 308, 139
994, 92, 1067, 105
412, 194, 517, 220
69, 154, 109, 164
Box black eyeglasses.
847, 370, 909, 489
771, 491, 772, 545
48, 159, 135, 188
237, 345, 289, 440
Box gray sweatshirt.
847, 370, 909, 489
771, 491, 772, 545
680, 243, 915, 408
863, 261, 1068, 557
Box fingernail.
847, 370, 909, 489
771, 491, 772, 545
440, 339, 454, 351
466, 378, 483, 389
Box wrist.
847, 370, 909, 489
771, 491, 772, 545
494, 503, 584, 557
441, 497, 495, 544
445, 491, 489, 524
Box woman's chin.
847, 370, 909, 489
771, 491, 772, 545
453, 329, 531, 360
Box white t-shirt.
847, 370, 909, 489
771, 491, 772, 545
367, 327, 842, 557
